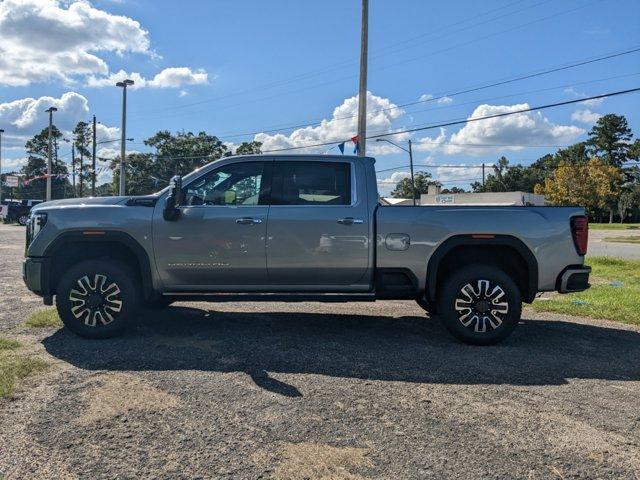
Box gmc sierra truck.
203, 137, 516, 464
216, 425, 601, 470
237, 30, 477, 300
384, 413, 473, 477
23, 154, 591, 345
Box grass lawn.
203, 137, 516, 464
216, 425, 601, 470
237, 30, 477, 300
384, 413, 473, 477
25, 308, 63, 328
589, 223, 640, 230
532, 256, 640, 326
0, 336, 48, 398
603, 236, 640, 244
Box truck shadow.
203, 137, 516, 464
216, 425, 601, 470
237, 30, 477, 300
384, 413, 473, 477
42, 306, 640, 397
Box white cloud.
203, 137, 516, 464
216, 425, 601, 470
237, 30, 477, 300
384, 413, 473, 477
564, 87, 604, 107
0, 92, 89, 143
254, 91, 404, 153
1, 156, 27, 172
434, 164, 483, 184
419, 93, 453, 105
415, 103, 584, 156
376, 171, 410, 196
86, 67, 209, 89
0, 0, 151, 86
377, 171, 411, 185
571, 109, 602, 124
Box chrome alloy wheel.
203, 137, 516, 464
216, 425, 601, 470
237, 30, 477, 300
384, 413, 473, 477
69, 274, 123, 327
454, 279, 509, 333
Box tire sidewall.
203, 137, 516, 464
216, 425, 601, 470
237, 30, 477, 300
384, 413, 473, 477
438, 265, 521, 345
56, 259, 139, 339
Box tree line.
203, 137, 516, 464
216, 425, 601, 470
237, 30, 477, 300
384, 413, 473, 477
1, 124, 262, 200
390, 114, 640, 222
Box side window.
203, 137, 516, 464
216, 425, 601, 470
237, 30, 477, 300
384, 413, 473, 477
272, 161, 351, 205
184, 162, 264, 206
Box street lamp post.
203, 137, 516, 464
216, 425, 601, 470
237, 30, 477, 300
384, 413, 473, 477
376, 138, 417, 205
45, 107, 58, 201
116, 79, 134, 195
0, 129, 4, 203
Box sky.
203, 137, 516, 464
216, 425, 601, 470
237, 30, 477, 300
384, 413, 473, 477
1, 0, 639, 195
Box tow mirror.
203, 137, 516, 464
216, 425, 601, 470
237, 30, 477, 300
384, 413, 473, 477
163, 175, 183, 221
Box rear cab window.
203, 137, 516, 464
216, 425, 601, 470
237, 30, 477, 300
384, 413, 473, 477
271, 161, 351, 205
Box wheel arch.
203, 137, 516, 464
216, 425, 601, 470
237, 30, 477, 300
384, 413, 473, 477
426, 235, 538, 305
43, 231, 155, 300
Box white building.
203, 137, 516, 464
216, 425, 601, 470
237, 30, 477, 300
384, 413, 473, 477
420, 185, 546, 206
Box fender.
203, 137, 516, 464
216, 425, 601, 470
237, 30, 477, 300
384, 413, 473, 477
43, 230, 155, 300
426, 234, 538, 303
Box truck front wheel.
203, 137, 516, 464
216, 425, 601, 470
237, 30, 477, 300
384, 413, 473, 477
437, 264, 521, 345
55, 259, 139, 339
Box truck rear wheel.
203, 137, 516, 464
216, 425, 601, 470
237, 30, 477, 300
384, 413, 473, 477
437, 264, 521, 345
55, 259, 139, 339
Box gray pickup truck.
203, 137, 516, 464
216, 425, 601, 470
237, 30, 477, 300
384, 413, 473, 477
23, 154, 590, 345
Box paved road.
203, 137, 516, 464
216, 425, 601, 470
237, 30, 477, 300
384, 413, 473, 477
1, 224, 640, 479
588, 229, 640, 259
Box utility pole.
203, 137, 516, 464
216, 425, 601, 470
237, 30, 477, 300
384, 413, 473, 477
116, 79, 134, 195
79, 147, 84, 198
408, 139, 416, 205
0, 129, 4, 203
92, 115, 97, 196
482, 163, 486, 188
45, 107, 57, 201
71, 143, 76, 194
356, 0, 368, 157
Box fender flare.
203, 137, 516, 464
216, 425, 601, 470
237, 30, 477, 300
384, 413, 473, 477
43, 230, 155, 300
426, 234, 538, 303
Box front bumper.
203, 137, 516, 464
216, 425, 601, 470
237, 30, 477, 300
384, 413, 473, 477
557, 265, 591, 293
23, 257, 50, 297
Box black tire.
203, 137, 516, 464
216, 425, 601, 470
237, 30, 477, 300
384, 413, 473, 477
18, 215, 29, 226
415, 296, 431, 313
56, 259, 139, 339
437, 264, 521, 345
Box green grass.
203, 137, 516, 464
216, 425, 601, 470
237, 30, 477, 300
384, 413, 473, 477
603, 235, 640, 244
25, 309, 63, 328
589, 223, 640, 230
532, 256, 640, 325
0, 336, 49, 398
0, 337, 21, 351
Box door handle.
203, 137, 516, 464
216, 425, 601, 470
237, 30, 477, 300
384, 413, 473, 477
235, 217, 262, 225
337, 217, 364, 225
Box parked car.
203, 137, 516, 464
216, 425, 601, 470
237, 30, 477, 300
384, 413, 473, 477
23, 155, 590, 345
1, 199, 43, 225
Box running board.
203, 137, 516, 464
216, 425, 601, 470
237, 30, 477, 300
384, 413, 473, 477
162, 292, 377, 303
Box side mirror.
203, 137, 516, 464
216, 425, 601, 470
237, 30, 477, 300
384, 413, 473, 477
163, 175, 183, 221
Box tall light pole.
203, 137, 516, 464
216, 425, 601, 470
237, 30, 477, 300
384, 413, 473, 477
116, 79, 134, 195
0, 129, 4, 203
45, 107, 57, 201
376, 138, 417, 205
92, 115, 97, 196
357, 0, 368, 157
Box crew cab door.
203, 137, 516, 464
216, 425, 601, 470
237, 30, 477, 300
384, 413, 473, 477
266, 159, 370, 286
153, 160, 271, 289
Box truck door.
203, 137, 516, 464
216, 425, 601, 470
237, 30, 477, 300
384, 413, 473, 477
153, 160, 271, 289
266, 159, 370, 286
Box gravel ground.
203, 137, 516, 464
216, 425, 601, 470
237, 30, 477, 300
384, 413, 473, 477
1, 223, 639, 479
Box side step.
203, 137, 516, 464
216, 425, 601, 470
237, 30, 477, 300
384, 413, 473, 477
162, 292, 377, 303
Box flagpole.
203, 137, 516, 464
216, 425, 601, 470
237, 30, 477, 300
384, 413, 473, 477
357, 0, 368, 157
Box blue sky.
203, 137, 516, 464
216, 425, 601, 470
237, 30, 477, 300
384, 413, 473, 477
1, 0, 639, 194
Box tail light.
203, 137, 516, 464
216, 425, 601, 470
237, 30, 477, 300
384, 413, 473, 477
571, 215, 588, 256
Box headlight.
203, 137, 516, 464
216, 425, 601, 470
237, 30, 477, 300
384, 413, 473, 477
26, 212, 47, 249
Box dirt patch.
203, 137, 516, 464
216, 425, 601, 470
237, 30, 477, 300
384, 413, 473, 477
76, 373, 181, 425
274, 442, 373, 480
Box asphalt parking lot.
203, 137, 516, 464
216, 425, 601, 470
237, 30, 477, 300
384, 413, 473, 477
1, 223, 640, 479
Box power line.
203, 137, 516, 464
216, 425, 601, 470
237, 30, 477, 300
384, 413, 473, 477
128, 0, 549, 117
260, 87, 640, 153
213, 47, 640, 141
